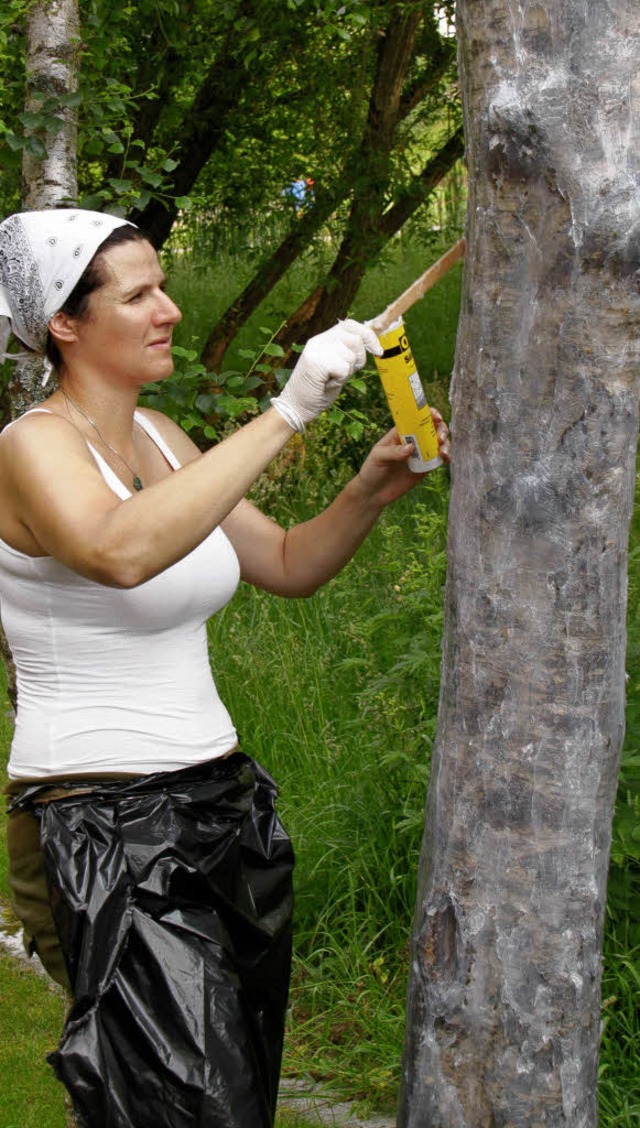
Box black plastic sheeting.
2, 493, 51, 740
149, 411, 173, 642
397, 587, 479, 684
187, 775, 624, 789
11, 753, 294, 1128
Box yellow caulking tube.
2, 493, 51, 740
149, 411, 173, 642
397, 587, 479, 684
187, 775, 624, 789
373, 317, 442, 473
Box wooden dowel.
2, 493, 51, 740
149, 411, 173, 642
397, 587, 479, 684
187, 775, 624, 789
369, 237, 466, 334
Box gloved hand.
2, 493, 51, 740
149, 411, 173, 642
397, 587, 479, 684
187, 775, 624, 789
270, 319, 383, 433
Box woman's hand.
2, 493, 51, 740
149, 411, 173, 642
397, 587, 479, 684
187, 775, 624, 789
270, 319, 383, 433
222, 410, 449, 598
356, 409, 451, 509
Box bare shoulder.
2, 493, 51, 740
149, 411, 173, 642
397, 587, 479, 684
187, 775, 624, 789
0, 409, 109, 555
0, 409, 98, 497
0, 408, 86, 463
135, 406, 202, 465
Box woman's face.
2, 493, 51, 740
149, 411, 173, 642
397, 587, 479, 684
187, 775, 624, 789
60, 238, 182, 386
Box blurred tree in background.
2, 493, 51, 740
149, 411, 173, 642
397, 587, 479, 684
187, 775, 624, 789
0, 0, 464, 371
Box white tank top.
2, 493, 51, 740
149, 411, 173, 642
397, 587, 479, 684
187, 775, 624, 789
1, 410, 240, 780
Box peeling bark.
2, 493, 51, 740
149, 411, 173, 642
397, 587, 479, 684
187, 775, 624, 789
399, 2, 640, 1125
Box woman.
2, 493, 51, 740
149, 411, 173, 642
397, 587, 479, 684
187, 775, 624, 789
0, 209, 450, 1128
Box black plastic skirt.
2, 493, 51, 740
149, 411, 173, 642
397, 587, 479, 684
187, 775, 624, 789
9, 752, 294, 1128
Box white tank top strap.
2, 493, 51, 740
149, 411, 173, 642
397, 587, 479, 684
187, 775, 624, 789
2, 407, 54, 431
4, 406, 182, 496
84, 441, 131, 500
134, 411, 181, 470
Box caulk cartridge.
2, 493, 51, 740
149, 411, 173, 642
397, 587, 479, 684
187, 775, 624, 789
373, 317, 442, 474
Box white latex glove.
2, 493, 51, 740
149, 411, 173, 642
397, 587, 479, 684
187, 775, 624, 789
270, 318, 383, 432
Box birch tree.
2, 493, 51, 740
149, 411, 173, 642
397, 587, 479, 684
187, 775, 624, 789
11, 0, 79, 417
399, 2, 640, 1125
2, 4, 79, 714
21, 0, 78, 209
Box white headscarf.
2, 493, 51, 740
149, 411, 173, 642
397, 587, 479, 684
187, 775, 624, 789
0, 209, 134, 383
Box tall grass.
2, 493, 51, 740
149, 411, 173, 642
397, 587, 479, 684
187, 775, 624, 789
208, 455, 450, 1112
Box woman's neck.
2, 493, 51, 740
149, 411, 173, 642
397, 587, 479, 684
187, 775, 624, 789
51, 374, 140, 451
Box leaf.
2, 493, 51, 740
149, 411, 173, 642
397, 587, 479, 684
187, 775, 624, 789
4, 133, 26, 152
19, 110, 47, 129
83, 137, 105, 156
80, 192, 110, 209
195, 393, 217, 413
1, 146, 22, 168
140, 168, 163, 188
108, 177, 134, 193
132, 189, 152, 210
171, 345, 197, 360
174, 196, 192, 210
263, 343, 285, 358
25, 135, 48, 159
181, 411, 203, 433
162, 158, 179, 172
58, 92, 84, 108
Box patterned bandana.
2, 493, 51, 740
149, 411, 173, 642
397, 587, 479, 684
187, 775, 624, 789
0, 209, 133, 383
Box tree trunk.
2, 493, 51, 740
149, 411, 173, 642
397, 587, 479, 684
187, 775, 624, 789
13, 0, 79, 419
399, 2, 640, 1126
3, 0, 80, 713
21, 0, 78, 210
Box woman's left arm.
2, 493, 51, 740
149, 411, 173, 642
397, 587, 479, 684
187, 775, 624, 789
223, 412, 450, 598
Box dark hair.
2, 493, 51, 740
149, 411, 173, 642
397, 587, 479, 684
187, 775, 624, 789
46, 224, 150, 372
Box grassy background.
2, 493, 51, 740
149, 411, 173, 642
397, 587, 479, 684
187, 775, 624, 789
0, 233, 638, 1124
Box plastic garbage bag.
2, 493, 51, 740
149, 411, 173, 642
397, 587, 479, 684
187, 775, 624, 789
12, 753, 294, 1128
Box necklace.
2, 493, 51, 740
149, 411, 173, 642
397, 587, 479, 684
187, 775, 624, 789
61, 387, 144, 491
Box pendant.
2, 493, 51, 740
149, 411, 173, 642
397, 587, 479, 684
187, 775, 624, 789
133, 476, 143, 491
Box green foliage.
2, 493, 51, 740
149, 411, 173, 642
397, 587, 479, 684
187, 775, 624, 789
2, 1, 461, 238
139, 325, 291, 443
0, 0, 30, 213
608, 516, 640, 948
0, 0, 198, 217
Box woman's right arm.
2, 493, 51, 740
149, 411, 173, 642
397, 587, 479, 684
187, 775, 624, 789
1, 406, 294, 587
0, 320, 382, 588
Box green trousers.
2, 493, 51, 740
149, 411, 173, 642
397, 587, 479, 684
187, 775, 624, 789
6, 803, 71, 991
